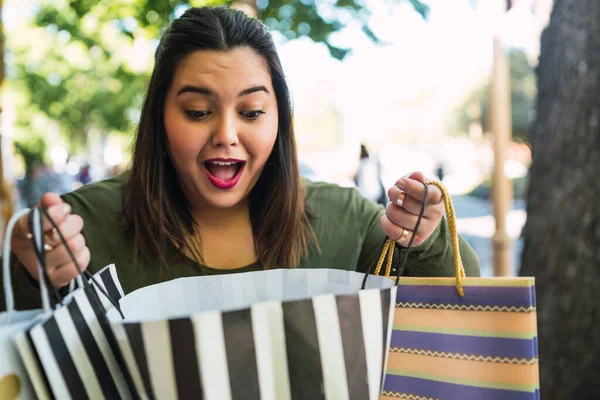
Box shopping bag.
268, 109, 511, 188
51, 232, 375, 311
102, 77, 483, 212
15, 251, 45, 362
100, 267, 398, 400
375, 181, 539, 400
9, 207, 136, 400
1, 208, 48, 400
1, 308, 40, 400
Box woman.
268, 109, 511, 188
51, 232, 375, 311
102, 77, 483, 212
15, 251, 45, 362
3, 7, 479, 310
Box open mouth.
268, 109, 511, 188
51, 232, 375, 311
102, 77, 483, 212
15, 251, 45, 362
204, 159, 245, 189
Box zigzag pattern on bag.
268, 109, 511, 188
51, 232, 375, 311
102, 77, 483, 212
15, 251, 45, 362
392, 324, 536, 339
380, 390, 438, 400
385, 368, 540, 393
390, 347, 539, 365
395, 277, 534, 288
395, 302, 536, 313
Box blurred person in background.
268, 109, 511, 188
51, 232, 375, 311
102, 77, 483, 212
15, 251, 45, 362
435, 162, 445, 182
2, 7, 479, 310
76, 164, 92, 185
110, 164, 123, 177
354, 143, 387, 206
21, 161, 49, 208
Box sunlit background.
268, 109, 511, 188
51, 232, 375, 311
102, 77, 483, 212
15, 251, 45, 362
0, 0, 554, 276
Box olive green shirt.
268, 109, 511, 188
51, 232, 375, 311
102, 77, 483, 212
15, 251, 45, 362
1, 176, 480, 311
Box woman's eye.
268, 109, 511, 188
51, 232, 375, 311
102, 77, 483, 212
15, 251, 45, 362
184, 110, 210, 121
241, 110, 266, 120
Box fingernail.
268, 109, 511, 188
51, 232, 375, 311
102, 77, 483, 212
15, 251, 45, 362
62, 204, 71, 215
25, 233, 33, 239
48, 204, 70, 221
44, 244, 53, 251
396, 179, 407, 189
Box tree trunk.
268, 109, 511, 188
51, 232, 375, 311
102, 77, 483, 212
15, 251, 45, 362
520, 0, 600, 397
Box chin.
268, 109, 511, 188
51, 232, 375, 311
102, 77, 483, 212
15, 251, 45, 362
203, 195, 245, 209
195, 181, 249, 209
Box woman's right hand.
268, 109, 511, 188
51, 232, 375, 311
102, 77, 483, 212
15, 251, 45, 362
10, 193, 90, 288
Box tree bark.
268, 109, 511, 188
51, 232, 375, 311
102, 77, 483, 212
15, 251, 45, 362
520, 0, 600, 397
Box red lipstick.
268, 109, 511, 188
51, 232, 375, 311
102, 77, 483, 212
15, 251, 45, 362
203, 158, 245, 189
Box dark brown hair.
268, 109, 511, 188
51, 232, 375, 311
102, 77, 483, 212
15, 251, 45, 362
123, 6, 315, 273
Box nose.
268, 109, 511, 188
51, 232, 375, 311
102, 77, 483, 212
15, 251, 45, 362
211, 114, 239, 147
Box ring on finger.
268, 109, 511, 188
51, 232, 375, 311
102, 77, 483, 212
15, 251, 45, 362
16, 216, 33, 239
396, 227, 411, 244
396, 192, 406, 208
44, 228, 60, 247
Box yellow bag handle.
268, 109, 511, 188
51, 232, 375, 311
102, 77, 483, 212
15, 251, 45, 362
374, 180, 466, 296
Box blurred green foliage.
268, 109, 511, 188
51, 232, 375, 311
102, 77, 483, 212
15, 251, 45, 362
14, 135, 48, 173
453, 48, 537, 142
468, 174, 529, 200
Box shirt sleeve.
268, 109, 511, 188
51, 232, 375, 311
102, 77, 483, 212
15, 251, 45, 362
353, 189, 481, 277
399, 216, 481, 278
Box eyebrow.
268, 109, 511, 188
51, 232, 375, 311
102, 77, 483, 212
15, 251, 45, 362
176, 85, 269, 97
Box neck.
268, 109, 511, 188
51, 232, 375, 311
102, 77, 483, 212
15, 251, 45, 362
191, 198, 250, 229
189, 197, 257, 270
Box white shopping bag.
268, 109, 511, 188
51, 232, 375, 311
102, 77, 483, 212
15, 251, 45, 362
1, 308, 41, 400
1, 208, 47, 400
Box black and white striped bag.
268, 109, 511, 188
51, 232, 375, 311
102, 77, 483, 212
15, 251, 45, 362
102, 268, 397, 400
9, 207, 136, 400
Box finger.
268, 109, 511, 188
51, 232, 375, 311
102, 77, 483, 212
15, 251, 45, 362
14, 214, 33, 240
388, 185, 406, 207
42, 202, 72, 232
397, 193, 445, 219
48, 247, 91, 288
384, 202, 436, 236
389, 186, 441, 219
14, 202, 72, 239
395, 177, 443, 204
406, 171, 426, 183
40, 193, 72, 231
43, 215, 84, 248
40, 193, 64, 209
380, 215, 423, 246
45, 234, 87, 269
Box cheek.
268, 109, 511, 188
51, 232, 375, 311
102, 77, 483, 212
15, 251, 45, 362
248, 116, 279, 163
164, 111, 203, 163
170, 136, 199, 162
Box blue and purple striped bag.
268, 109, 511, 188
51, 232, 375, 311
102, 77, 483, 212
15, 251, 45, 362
380, 276, 538, 400
376, 181, 539, 400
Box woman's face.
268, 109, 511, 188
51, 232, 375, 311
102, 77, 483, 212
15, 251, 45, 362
164, 47, 279, 211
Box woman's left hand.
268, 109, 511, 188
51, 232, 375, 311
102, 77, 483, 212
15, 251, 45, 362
380, 171, 445, 247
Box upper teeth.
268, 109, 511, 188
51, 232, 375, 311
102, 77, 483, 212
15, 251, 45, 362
209, 161, 237, 166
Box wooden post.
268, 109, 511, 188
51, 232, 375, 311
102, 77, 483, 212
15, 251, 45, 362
490, 1, 512, 276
